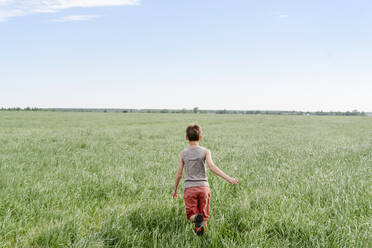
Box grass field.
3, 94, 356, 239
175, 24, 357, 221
0, 112, 371, 247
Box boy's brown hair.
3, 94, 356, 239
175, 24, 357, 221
186, 124, 201, 141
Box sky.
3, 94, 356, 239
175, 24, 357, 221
1, 0, 371, 111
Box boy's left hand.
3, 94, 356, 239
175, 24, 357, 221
172, 190, 177, 199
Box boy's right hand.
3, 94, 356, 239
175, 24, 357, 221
228, 177, 238, 185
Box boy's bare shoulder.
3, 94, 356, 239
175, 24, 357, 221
180, 148, 187, 157
200, 147, 211, 157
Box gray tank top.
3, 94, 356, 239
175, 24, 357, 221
183, 146, 209, 189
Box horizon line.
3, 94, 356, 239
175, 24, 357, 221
1, 107, 370, 113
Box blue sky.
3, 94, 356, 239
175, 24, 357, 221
1, 0, 371, 111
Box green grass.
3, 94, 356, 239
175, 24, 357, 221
0, 112, 371, 247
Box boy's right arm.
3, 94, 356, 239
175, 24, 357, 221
206, 149, 238, 184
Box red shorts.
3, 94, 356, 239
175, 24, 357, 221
183, 186, 210, 221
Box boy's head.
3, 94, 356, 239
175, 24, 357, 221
186, 124, 202, 141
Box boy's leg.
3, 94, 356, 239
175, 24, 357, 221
189, 215, 207, 226
198, 187, 210, 226
194, 213, 204, 236
184, 188, 199, 221
189, 215, 197, 222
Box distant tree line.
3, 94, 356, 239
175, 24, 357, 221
1, 107, 43, 111
0, 107, 367, 116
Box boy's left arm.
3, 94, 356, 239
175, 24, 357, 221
172, 152, 184, 199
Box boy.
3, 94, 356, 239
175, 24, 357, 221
172, 124, 238, 236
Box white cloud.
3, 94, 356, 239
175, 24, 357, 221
0, 0, 139, 21
279, 14, 289, 18
51, 14, 99, 22
0, 9, 23, 21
